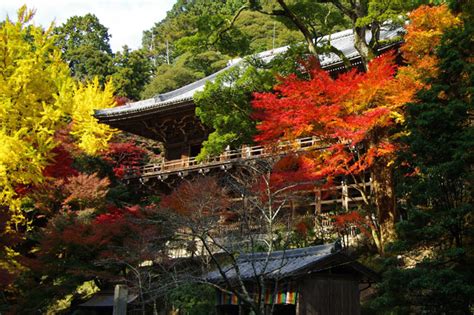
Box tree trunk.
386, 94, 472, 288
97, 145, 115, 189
371, 159, 398, 254
354, 26, 376, 71
275, 0, 320, 65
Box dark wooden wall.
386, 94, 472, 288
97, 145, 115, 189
297, 274, 360, 315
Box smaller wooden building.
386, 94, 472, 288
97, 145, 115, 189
206, 243, 378, 315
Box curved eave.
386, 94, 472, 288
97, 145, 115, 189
94, 97, 195, 124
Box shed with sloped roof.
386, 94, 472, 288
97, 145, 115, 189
205, 243, 378, 315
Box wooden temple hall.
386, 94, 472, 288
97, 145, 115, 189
94, 26, 402, 220
95, 26, 401, 181
94, 26, 402, 201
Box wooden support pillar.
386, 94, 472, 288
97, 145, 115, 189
113, 284, 128, 315
314, 188, 322, 237
290, 199, 295, 224
314, 188, 322, 216
161, 158, 166, 171
181, 151, 189, 167
342, 181, 349, 211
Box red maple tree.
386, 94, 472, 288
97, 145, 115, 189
102, 142, 146, 179
252, 53, 410, 253
252, 5, 460, 254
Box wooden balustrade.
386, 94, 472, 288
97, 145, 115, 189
131, 137, 324, 179
129, 137, 372, 216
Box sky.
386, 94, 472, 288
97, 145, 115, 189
1, 0, 177, 52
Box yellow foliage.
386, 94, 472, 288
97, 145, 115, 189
0, 7, 116, 218
0, 7, 70, 214
70, 78, 117, 155
381, 4, 463, 142
46, 280, 99, 314
401, 4, 461, 81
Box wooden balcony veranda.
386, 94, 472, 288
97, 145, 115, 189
128, 137, 372, 213
127, 138, 371, 253
132, 137, 324, 181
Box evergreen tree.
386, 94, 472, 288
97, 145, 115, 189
54, 14, 114, 85
371, 14, 474, 314
140, 0, 308, 99
111, 46, 153, 101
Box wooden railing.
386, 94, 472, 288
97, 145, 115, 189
132, 137, 324, 180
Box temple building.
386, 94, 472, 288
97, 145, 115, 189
94, 26, 402, 183
95, 26, 402, 221
95, 26, 401, 235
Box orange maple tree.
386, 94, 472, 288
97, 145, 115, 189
399, 4, 461, 84
161, 177, 230, 221
251, 5, 460, 254
253, 53, 406, 253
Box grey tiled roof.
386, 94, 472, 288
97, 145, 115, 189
95, 25, 403, 119
206, 243, 339, 282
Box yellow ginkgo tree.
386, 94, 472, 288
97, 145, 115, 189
0, 6, 116, 224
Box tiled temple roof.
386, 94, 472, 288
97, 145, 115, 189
205, 243, 379, 283
94, 25, 403, 120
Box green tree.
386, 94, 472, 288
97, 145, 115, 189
233, 10, 303, 53
143, 0, 338, 100
317, 0, 410, 68
141, 0, 250, 98
183, 51, 230, 76
141, 62, 204, 99
167, 283, 215, 315
217, 0, 416, 69
111, 46, 153, 100
54, 13, 114, 85
194, 46, 308, 159
173, 5, 251, 58
195, 64, 273, 159
251, 0, 349, 58
143, 0, 248, 63
370, 13, 474, 313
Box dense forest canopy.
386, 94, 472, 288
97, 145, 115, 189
140, 0, 308, 98
140, 0, 418, 98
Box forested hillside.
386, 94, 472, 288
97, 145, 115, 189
140, 0, 305, 98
